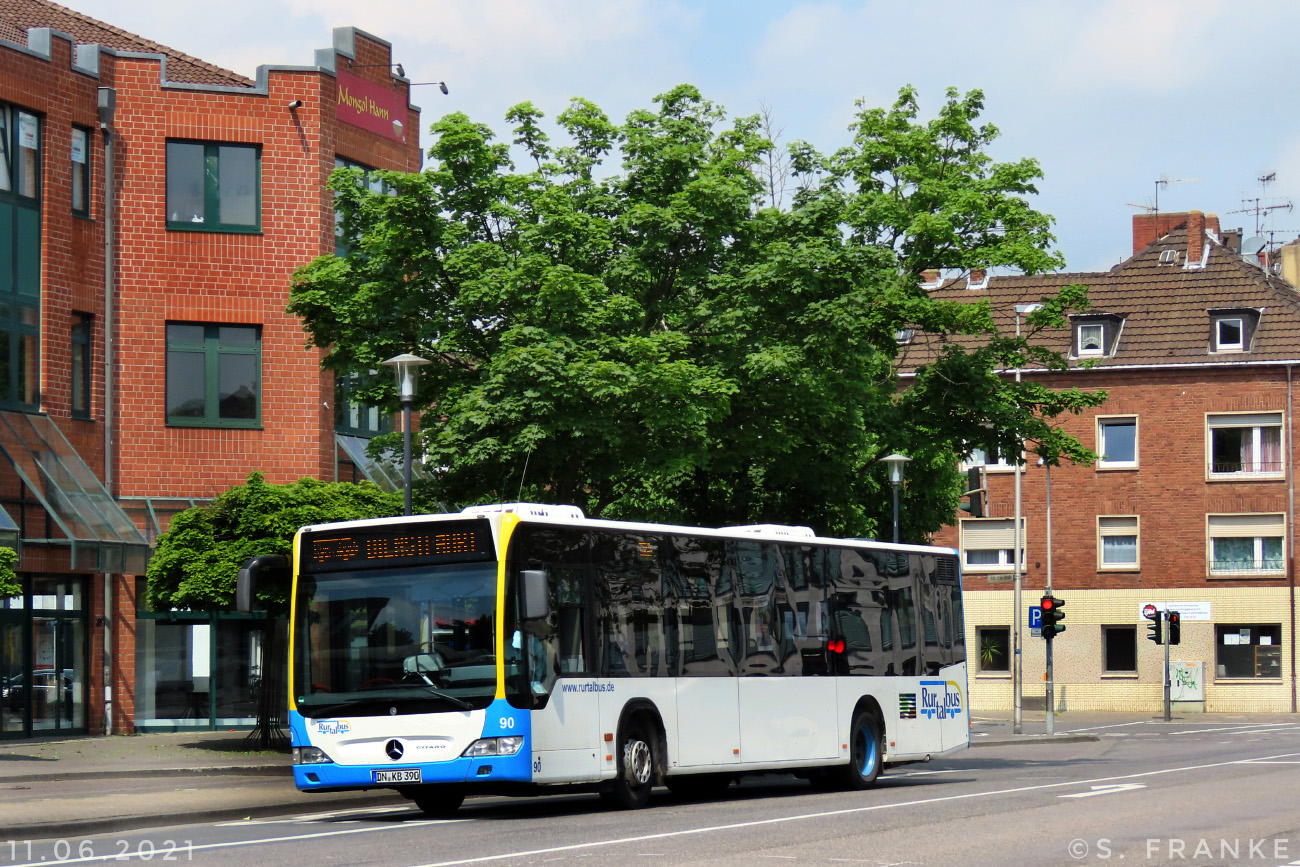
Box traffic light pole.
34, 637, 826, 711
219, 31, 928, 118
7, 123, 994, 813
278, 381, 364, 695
1044, 461, 1053, 737
1163, 611, 1172, 722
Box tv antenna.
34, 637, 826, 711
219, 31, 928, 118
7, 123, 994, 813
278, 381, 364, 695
1127, 176, 1197, 219
1228, 172, 1292, 236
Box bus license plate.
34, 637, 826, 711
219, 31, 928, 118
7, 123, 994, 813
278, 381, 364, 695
372, 768, 422, 784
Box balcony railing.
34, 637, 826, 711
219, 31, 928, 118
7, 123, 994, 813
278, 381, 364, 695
1209, 460, 1285, 476
1208, 559, 1285, 575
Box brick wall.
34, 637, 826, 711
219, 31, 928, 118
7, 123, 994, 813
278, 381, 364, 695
935, 365, 1296, 594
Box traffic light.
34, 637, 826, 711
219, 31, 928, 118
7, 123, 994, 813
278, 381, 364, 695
1146, 609, 1163, 644
1040, 594, 1065, 640
1167, 611, 1181, 646
960, 467, 984, 517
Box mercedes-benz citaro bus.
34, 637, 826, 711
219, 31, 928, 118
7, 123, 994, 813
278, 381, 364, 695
237, 503, 968, 816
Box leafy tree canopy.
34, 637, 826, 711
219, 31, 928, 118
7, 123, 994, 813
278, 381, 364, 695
289, 85, 1104, 540
0, 547, 18, 599
146, 473, 401, 613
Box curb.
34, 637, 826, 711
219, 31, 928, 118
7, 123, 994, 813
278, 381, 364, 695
5, 792, 407, 840
1, 765, 290, 784
970, 734, 1100, 747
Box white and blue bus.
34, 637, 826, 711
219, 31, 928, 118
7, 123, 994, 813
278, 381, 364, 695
244, 503, 967, 815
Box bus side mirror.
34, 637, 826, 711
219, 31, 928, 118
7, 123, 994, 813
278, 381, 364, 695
520, 569, 550, 621
237, 554, 289, 614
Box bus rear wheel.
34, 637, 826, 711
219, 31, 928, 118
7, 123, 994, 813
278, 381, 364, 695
603, 721, 657, 809
832, 711, 883, 790
411, 786, 465, 817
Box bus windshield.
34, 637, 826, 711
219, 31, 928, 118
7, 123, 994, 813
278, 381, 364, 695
294, 562, 499, 716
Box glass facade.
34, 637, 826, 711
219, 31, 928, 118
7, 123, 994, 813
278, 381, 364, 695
134, 613, 283, 730
0, 576, 87, 738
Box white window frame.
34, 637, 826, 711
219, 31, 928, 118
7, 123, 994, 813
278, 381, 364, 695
1097, 515, 1139, 571
1206, 412, 1284, 479
961, 443, 1016, 473
1215, 318, 1244, 352
1097, 415, 1138, 469
1207, 513, 1286, 578
959, 518, 1026, 573
1078, 323, 1104, 356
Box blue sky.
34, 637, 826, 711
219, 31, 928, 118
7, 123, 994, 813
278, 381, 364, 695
71, 0, 1300, 272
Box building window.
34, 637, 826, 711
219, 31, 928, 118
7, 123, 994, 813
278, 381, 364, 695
70, 126, 90, 217
1078, 323, 1104, 355
1103, 626, 1137, 673
165, 323, 260, 427
962, 443, 1013, 472
1215, 624, 1281, 679
333, 157, 386, 257
976, 626, 1010, 673
960, 518, 1024, 572
1216, 318, 1243, 352
334, 370, 391, 437
166, 141, 260, 232
1098, 515, 1139, 570
70, 314, 91, 419
0, 104, 41, 412
1207, 412, 1283, 477
1097, 416, 1137, 468
1207, 514, 1285, 576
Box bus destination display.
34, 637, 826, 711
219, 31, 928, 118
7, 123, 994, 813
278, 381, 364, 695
302, 522, 493, 571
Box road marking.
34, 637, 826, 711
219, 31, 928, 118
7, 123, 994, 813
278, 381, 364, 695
1059, 783, 1146, 798
1061, 721, 1147, 733
16, 749, 1300, 867
401, 750, 1300, 867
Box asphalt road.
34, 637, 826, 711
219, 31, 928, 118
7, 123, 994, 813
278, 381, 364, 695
8, 718, 1300, 867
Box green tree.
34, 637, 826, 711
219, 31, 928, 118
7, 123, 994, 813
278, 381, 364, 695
145, 473, 401, 613
289, 85, 1103, 540
0, 547, 19, 599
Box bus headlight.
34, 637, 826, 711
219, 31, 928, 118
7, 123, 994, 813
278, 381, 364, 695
293, 746, 334, 764
461, 736, 524, 757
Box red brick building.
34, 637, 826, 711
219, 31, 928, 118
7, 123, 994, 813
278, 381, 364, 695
0, 0, 422, 738
923, 211, 1300, 712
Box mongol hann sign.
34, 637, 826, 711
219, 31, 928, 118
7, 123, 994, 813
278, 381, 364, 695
335, 69, 407, 143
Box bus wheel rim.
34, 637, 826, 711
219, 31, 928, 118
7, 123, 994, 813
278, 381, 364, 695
625, 739, 652, 785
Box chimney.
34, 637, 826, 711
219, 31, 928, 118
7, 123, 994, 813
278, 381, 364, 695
921, 269, 940, 286
1133, 211, 1192, 254
1187, 210, 1205, 265
969, 268, 987, 286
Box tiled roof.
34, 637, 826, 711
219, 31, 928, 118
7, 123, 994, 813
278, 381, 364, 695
904, 222, 1300, 371
0, 0, 252, 87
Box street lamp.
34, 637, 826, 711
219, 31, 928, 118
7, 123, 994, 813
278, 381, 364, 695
381, 353, 431, 516
881, 453, 911, 545
1011, 302, 1042, 735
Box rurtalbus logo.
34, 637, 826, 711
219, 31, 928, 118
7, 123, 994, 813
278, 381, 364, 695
315, 719, 351, 735
919, 680, 963, 720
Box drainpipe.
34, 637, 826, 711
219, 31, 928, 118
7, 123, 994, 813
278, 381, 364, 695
1289, 365, 1296, 714
97, 86, 116, 735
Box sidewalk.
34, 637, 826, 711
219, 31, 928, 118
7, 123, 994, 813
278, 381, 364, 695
0, 730, 405, 839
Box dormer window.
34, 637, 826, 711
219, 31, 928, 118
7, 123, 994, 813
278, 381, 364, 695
1208, 307, 1261, 354
895, 328, 915, 345
1070, 313, 1125, 359
1217, 318, 1243, 351
1078, 324, 1104, 356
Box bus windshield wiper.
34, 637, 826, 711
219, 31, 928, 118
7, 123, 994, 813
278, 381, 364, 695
393, 681, 473, 710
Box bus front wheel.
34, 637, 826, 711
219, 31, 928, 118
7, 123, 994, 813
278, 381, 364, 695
603, 721, 657, 809
411, 786, 465, 817
833, 711, 883, 790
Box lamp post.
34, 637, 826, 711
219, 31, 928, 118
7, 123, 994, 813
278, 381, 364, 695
1012, 303, 1042, 735
881, 453, 911, 545
381, 353, 431, 516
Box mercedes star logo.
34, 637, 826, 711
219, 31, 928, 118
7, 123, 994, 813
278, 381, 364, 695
385, 739, 405, 761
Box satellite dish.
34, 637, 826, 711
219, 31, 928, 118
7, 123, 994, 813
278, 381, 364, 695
1242, 236, 1267, 255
